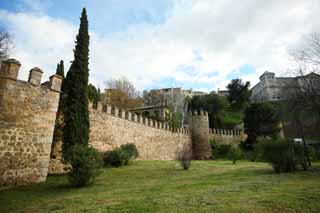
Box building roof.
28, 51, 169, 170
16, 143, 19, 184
298, 72, 320, 79
259, 71, 275, 80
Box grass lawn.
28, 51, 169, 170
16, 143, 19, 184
1, 161, 320, 212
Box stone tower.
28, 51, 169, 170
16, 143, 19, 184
188, 109, 212, 160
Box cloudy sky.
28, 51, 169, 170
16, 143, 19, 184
0, 0, 320, 92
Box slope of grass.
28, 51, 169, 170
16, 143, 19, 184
1, 161, 320, 212
222, 110, 243, 128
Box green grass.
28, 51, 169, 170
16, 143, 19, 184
1, 161, 320, 212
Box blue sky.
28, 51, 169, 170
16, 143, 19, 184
0, 0, 172, 33
1, 0, 320, 92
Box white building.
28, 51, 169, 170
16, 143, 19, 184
250, 71, 320, 103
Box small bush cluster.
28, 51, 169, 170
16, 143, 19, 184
66, 145, 103, 187
103, 143, 139, 167
256, 139, 309, 173
210, 139, 231, 159
120, 143, 139, 160
210, 139, 243, 164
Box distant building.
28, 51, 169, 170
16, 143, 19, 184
250, 71, 320, 103
143, 87, 207, 106
191, 90, 207, 96
217, 89, 229, 97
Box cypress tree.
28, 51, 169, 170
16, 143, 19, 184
56, 60, 65, 77
63, 8, 90, 158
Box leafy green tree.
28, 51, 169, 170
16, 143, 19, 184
63, 8, 90, 158
188, 94, 228, 128
227, 79, 251, 110
243, 103, 280, 150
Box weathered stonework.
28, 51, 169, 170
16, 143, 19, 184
0, 59, 62, 190
48, 90, 70, 175
0, 58, 248, 187
49, 103, 247, 174
89, 105, 192, 160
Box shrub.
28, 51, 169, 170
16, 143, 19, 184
66, 145, 103, 187
256, 138, 308, 173
120, 143, 139, 161
103, 144, 139, 167
228, 146, 242, 164
103, 148, 129, 167
243, 150, 258, 162
176, 148, 192, 170
210, 139, 232, 159
306, 145, 318, 161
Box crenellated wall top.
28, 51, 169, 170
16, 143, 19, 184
89, 102, 190, 135
0, 58, 62, 92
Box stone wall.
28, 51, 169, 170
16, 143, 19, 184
49, 104, 247, 174
209, 128, 247, 145
0, 59, 62, 189
89, 104, 192, 160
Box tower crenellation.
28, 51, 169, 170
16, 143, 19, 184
28, 67, 43, 86
0, 58, 21, 81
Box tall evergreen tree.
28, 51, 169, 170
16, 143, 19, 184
56, 60, 65, 77
63, 8, 90, 158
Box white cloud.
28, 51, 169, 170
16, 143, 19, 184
1, 0, 320, 91
0, 10, 76, 81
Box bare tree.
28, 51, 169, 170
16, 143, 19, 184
295, 33, 320, 67
143, 90, 165, 106
283, 33, 320, 167
0, 29, 12, 61
105, 76, 140, 98
288, 33, 320, 117
103, 77, 143, 108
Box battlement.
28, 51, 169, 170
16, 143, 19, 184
0, 58, 63, 92
0, 58, 62, 190
209, 128, 247, 145
209, 128, 242, 136
89, 102, 190, 135
188, 109, 208, 116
